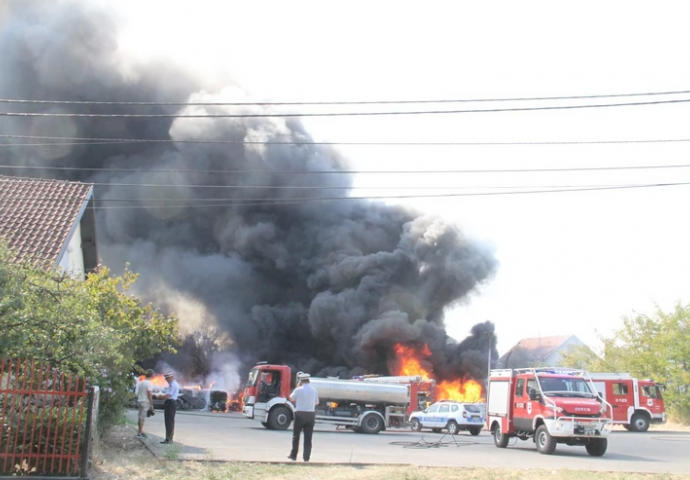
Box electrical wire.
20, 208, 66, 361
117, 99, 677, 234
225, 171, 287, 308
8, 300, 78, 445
2, 163, 690, 175
2, 88, 690, 106
3, 98, 690, 118
5, 133, 690, 147
389, 433, 482, 449
1, 182, 689, 210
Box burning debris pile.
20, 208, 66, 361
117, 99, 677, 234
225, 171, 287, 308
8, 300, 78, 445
0, 0, 499, 393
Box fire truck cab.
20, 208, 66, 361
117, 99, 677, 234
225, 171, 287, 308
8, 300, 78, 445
487, 368, 613, 456
588, 373, 666, 432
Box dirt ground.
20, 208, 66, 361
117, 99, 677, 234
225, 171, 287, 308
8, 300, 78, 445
91, 425, 690, 480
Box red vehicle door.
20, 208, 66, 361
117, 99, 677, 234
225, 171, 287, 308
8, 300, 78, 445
512, 375, 532, 432
639, 381, 665, 417
608, 380, 633, 423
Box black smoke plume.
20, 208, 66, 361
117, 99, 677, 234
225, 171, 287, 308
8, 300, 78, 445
0, 0, 499, 382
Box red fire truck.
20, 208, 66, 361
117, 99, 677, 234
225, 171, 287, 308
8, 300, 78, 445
588, 373, 666, 432
242, 363, 430, 434
487, 368, 613, 456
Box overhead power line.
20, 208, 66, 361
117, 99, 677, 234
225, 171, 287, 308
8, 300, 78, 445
1, 89, 690, 106
2, 163, 690, 176
3, 98, 690, 118
4, 133, 690, 147
1, 181, 689, 211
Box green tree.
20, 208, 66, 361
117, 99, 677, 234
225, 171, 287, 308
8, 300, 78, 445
560, 304, 690, 423
0, 245, 179, 430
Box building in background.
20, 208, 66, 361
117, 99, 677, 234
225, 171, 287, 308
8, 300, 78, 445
0, 175, 97, 279
499, 335, 587, 369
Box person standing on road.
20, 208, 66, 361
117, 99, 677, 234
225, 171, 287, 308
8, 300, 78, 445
135, 369, 155, 438
287, 372, 319, 462
158, 372, 180, 444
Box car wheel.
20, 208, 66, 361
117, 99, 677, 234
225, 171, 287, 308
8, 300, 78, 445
446, 421, 459, 435
360, 413, 384, 434
585, 438, 608, 457
493, 424, 509, 448
535, 425, 557, 455
268, 406, 292, 430
410, 418, 422, 431
630, 412, 650, 432
469, 427, 481, 436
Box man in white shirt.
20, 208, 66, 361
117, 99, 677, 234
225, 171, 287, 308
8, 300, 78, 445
157, 372, 180, 444
287, 372, 319, 462
135, 369, 155, 438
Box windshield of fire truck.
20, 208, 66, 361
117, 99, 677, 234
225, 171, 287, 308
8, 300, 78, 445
246, 369, 260, 387
643, 385, 662, 399
539, 376, 595, 397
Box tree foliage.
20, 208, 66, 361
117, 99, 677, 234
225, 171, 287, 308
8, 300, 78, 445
0, 246, 179, 430
560, 304, 690, 423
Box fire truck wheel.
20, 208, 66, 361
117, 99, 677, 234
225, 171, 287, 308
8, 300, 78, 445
493, 425, 509, 448
469, 427, 481, 436
446, 421, 459, 435
585, 438, 608, 457
410, 419, 422, 431
535, 425, 557, 455
630, 412, 650, 432
360, 413, 384, 434
268, 406, 292, 430
261, 422, 271, 429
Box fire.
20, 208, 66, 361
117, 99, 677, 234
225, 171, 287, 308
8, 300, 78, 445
392, 343, 484, 403
139, 374, 169, 387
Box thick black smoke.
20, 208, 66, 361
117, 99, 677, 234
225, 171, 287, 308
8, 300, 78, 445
0, 0, 499, 382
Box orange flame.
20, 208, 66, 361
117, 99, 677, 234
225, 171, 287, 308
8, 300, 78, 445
392, 343, 484, 403
139, 374, 169, 387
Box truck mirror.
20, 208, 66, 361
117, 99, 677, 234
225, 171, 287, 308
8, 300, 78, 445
528, 388, 540, 401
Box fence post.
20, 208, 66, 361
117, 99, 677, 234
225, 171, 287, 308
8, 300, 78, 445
79, 387, 99, 479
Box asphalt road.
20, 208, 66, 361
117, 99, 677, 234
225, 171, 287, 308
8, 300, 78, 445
128, 410, 690, 474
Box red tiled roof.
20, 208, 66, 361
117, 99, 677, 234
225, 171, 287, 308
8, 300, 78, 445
512, 335, 572, 360
0, 175, 93, 266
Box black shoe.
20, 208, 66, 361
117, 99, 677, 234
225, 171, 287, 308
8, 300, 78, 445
287, 455, 296, 461
304, 459, 310, 462
160, 440, 171, 444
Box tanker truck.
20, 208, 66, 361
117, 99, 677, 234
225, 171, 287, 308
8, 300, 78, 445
242, 363, 423, 434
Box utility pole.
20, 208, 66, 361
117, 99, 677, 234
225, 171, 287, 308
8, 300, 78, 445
486, 328, 493, 404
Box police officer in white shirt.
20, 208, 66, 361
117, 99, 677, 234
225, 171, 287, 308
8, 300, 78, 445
287, 372, 319, 462
158, 372, 180, 444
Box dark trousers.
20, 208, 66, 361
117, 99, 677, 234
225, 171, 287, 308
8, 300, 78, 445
163, 399, 177, 441
290, 411, 316, 461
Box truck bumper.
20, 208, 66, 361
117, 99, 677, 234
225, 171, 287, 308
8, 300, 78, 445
243, 404, 254, 419
652, 413, 666, 425
546, 417, 612, 438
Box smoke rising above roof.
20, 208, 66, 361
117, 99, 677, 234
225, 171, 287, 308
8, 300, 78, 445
0, 0, 499, 381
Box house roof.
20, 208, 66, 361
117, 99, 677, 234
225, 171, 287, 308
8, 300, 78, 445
503, 335, 574, 361
0, 175, 93, 266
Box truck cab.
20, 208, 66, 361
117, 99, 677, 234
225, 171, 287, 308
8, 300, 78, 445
589, 373, 666, 432
243, 364, 293, 429
487, 368, 613, 456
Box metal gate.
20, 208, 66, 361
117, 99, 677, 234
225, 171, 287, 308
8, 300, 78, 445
0, 358, 97, 478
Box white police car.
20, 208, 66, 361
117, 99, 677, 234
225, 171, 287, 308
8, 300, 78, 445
409, 401, 485, 435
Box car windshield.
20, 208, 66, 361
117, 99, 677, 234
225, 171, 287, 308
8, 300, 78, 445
538, 376, 594, 397
246, 369, 260, 387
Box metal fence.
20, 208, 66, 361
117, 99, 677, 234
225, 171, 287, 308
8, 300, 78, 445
0, 358, 96, 478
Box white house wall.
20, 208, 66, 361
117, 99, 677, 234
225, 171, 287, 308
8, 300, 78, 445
57, 223, 85, 280
544, 336, 586, 366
